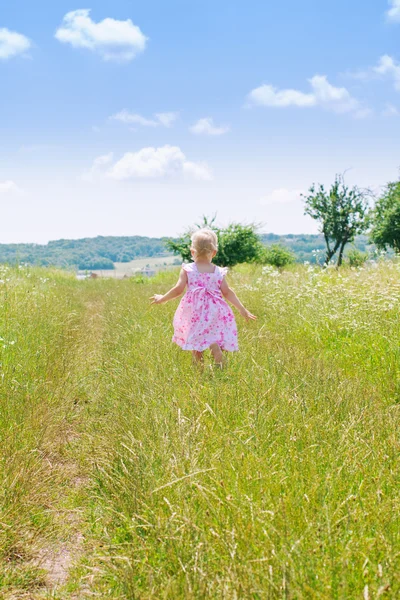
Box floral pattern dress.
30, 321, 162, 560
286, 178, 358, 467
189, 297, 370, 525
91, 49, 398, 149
173, 262, 239, 352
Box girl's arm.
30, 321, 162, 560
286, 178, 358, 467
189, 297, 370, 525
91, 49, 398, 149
220, 278, 257, 320
150, 269, 188, 304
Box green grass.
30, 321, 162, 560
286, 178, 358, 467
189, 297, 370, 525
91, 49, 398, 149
91, 255, 179, 278
0, 262, 399, 598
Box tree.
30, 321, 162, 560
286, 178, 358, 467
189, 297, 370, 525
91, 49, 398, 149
165, 216, 264, 267
370, 181, 400, 253
303, 175, 370, 266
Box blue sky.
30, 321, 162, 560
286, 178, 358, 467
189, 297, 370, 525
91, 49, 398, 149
1, 0, 400, 243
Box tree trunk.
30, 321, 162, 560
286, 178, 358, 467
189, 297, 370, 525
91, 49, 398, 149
325, 249, 334, 264
323, 232, 332, 265
336, 239, 347, 267
324, 238, 341, 266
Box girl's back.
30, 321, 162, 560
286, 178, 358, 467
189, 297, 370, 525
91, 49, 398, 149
173, 261, 238, 352
151, 227, 256, 367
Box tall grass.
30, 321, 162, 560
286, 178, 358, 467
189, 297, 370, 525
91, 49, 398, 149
0, 266, 86, 592
0, 263, 399, 598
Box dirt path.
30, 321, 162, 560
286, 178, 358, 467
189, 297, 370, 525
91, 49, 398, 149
30, 296, 105, 599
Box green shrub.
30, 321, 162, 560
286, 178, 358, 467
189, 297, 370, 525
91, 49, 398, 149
166, 217, 264, 267
346, 247, 368, 268
259, 244, 296, 268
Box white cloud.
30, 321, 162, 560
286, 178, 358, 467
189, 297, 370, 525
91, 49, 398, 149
86, 146, 212, 181
346, 55, 400, 96
82, 152, 114, 181
260, 189, 304, 206
310, 76, 362, 113
110, 110, 179, 128
382, 103, 400, 116
111, 111, 158, 127
0, 180, 22, 194
249, 86, 315, 108
0, 28, 31, 60
189, 117, 230, 135
387, 0, 400, 22
247, 75, 369, 117
155, 112, 179, 127
55, 9, 147, 62
106, 146, 212, 181
373, 55, 400, 91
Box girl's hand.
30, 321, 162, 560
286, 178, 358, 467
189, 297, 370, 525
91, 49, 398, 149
239, 307, 257, 321
150, 294, 164, 305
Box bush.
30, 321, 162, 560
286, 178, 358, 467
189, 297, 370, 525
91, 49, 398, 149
346, 248, 368, 268
166, 218, 264, 267
260, 244, 296, 269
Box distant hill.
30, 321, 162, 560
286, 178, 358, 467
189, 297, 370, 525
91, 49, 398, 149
0, 233, 377, 270
0, 236, 171, 270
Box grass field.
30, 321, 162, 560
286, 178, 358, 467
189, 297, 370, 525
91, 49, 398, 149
0, 262, 399, 599
91, 255, 179, 278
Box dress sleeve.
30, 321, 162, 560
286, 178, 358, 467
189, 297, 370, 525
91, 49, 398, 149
182, 262, 192, 272
218, 266, 229, 278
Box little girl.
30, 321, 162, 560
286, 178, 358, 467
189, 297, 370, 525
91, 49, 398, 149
151, 228, 256, 366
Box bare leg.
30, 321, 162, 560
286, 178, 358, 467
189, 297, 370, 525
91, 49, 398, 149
192, 350, 204, 366
210, 343, 224, 368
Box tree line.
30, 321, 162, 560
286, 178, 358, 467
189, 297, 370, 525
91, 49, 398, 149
0, 236, 170, 270
168, 176, 400, 269
1, 177, 399, 271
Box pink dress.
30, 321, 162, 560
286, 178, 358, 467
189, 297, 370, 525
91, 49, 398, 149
173, 262, 239, 352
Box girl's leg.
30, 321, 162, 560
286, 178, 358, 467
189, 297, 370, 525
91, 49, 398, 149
192, 350, 204, 366
210, 343, 224, 368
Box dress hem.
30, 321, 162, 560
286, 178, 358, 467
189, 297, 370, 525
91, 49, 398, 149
173, 338, 239, 352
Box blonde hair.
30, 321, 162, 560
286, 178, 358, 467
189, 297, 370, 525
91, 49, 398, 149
191, 228, 218, 259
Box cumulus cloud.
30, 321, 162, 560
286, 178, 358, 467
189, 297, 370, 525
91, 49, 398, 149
387, 0, 400, 22
249, 86, 315, 108
110, 110, 179, 128
247, 75, 369, 117
0, 28, 31, 60
346, 55, 400, 97
260, 189, 304, 206
108, 146, 212, 180
189, 117, 230, 136
373, 55, 400, 91
55, 9, 147, 61
87, 146, 212, 181
0, 180, 23, 194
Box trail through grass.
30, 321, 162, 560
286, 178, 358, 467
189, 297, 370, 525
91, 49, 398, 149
0, 263, 399, 599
